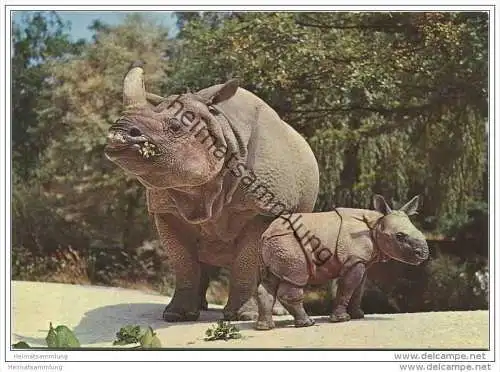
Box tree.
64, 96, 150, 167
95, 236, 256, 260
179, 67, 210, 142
12, 11, 85, 179
32, 14, 172, 249
170, 12, 488, 227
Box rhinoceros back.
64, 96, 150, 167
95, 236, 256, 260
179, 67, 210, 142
211, 87, 319, 215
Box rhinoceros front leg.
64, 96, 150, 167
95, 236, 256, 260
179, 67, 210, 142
223, 218, 269, 321
330, 261, 366, 323
155, 214, 201, 322
347, 273, 367, 319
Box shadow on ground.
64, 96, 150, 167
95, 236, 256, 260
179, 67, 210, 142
13, 303, 227, 346
71, 303, 230, 344
12, 300, 396, 346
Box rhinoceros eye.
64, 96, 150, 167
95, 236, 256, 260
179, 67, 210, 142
395, 232, 407, 241
164, 118, 184, 137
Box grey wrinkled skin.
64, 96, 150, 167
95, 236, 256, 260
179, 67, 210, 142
104, 63, 319, 322
256, 194, 429, 330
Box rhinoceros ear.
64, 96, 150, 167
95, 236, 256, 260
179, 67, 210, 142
399, 195, 421, 216
373, 194, 392, 215
206, 79, 239, 105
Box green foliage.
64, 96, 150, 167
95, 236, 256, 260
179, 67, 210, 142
12, 11, 85, 180
439, 200, 488, 237
23, 13, 169, 256
173, 12, 487, 218
12, 178, 90, 255
12, 341, 31, 349
45, 322, 81, 348
113, 325, 162, 348
15, 16, 167, 260
14, 323, 162, 349
367, 253, 488, 313
429, 199, 488, 257
304, 252, 488, 315
422, 253, 488, 311
113, 325, 142, 345
204, 320, 242, 341
12, 14, 168, 286
139, 327, 163, 349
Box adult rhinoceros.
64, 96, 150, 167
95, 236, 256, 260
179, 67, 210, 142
104, 62, 319, 321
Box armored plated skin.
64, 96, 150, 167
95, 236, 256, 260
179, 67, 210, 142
256, 195, 429, 330
261, 209, 384, 287
104, 63, 319, 322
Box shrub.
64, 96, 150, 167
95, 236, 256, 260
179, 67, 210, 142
303, 252, 488, 315
421, 253, 488, 311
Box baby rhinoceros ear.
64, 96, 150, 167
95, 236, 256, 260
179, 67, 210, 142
373, 194, 392, 215
206, 79, 239, 105
399, 195, 421, 216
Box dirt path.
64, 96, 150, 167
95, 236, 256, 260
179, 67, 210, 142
11, 281, 488, 349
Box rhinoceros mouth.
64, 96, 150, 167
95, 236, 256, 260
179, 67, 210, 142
105, 130, 161, 159
378, 245, 427, 266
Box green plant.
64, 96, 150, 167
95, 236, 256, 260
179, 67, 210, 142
45, 322, 81, 348
12, 322, 161, 349
12, 341, 31, 349
113, 325, 142, 345
12, 322, 80, 349
113, 325, 162, 348
204, 320, 242, 341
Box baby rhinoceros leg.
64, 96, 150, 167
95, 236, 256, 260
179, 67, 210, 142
346, 274, 367, 319
330, 261, 366, 323
255, 274, 279, 330
277, 282, 315, 328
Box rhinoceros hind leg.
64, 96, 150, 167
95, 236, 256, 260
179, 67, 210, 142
272, 301, 289, 316
276, 282, 314, 328
255, 274, 279, 330
227, 297, 259, 321
163, 287, 201, 322
348, 308, 364, 319
329, 312, 351, 323
163, 308, 200, 322
199, 264, 212, 311
223, 219, 268, 321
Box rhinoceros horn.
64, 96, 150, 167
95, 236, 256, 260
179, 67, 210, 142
123, 61, 168, 107
123, 61, 148, 107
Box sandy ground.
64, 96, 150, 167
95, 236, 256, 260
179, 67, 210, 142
11, 281, 489, 349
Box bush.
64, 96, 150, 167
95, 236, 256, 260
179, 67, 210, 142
11, 179, 174, 291
421, 253, 488, 311
12, 182, 91, 282
12, 245, 62, 282
12, 182, 90, 259
438, 200, 488, 256
303, 252, 488, 315
86, 240, 174, 292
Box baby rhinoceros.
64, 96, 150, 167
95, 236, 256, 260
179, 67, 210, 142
255, 194, 429, 330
